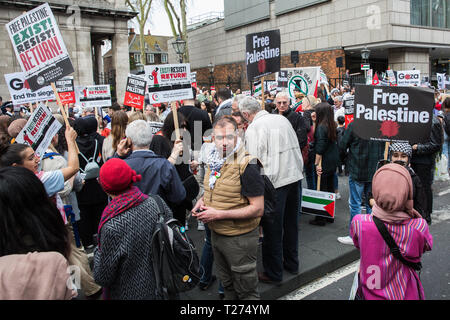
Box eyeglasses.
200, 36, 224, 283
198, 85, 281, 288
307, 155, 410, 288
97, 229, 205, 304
276, 101, 289, 105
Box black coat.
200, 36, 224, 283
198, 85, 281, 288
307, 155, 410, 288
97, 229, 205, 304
411, 115, 443, 165
178, 105, 212, 151
74, 116, 108, 206
273, 108, 309, 149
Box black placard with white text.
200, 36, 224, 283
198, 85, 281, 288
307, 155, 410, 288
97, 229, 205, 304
353, 85, 434, 144
246, 30, 280, 81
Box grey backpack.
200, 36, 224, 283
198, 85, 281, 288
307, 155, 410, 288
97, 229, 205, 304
79, 139, 100, 180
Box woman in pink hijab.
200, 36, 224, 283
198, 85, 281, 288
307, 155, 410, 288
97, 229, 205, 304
351, 163, 433, 300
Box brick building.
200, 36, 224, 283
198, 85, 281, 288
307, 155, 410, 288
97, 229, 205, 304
168, 0, 450, 91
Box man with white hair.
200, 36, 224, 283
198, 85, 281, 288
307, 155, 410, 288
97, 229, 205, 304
239, 96, 304, 284
333, 95, 345, 122
115, 120, 186, 205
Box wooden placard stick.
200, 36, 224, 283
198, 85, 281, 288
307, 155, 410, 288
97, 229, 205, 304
261, 77, 265, 111
171, 101, 181, 141
324, 83, 331, 97
316, 158, 322, 191
384, 141, 391, 160
50, 82, 79, 153
28, 102, 34, 113
171, 101, 182, 157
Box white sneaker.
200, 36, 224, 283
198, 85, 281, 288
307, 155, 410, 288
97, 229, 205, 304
337, 236, 354, 245
197, 221, 205, 231
336, 192, 341, 200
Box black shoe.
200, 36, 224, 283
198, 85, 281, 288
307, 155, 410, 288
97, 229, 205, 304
258, 272, 282, 284
284, 265, 299, 275
309, 218, 326, 226
198, 275, 217, 291
219, 292, 225, 300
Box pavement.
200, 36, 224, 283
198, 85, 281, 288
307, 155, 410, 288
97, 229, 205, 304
86, 174, 450, 300
180, 175, 361, 300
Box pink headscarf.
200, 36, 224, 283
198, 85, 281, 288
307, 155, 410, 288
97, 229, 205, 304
371, 163, 421, 223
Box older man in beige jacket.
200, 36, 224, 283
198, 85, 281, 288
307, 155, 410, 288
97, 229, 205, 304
240, 96, 303, 284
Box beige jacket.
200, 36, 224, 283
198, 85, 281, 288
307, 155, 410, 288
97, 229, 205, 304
245, 110, 303, 189
0, 252, 77, 300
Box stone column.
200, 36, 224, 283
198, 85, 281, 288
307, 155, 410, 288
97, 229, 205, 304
388, 48, 430, 78
111, 31, 130, 105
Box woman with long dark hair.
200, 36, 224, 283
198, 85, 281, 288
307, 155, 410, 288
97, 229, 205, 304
0, 166, 71, 258
150, 111, 199, 227
0, 166, 76, 299
310, 102, 339, 227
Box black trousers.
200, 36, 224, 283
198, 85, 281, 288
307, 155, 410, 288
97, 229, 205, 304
411, 163, 434, 222
78, 202, 107, 247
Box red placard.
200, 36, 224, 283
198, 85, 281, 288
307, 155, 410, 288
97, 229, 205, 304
123, 74, 146, 109
58, 91, 76, 105
124, 91, 145, 110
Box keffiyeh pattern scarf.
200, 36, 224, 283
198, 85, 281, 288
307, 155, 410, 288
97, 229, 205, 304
206, 139, 241, 190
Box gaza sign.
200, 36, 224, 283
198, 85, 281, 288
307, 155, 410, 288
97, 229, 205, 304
353, 85, 434, 144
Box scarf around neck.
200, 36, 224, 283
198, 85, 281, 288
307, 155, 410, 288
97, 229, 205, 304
97, 186, 148, 247
206, 138, 241, 190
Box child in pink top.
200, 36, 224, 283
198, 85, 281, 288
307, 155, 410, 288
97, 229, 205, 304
351, 163, 432, 300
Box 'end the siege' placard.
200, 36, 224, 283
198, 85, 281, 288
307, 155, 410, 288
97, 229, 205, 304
124, 74, 146, 109
246, 30, 281, 81
353, 85, 434, 144
6, 3, 74, 91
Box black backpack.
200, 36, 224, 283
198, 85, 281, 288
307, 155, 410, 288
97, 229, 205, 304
150, 195, 202, 299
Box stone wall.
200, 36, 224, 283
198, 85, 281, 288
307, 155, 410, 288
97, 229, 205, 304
0, 1, 133, 104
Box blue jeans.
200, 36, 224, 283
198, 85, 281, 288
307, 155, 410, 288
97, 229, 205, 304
443, 131, 450, 170
348, 176, 372, 234
199, 224, 224, 293
262, 181, 300, 282
200, 224, 213, 284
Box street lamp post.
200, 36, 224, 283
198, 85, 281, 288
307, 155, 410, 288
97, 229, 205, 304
208, 62, 214, 88
361, 46, 371, 82
172, 36, 186, 63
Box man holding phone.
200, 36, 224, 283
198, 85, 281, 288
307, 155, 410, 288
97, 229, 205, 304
192, 116, 264, 300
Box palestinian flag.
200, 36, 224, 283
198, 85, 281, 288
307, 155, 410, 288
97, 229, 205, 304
301, 189, 336, 219
253, 80, 262, 97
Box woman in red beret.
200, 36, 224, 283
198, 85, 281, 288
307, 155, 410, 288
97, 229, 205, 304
93, 158, 173, 300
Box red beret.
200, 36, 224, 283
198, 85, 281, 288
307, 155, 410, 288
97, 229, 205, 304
99, 158, 141, 195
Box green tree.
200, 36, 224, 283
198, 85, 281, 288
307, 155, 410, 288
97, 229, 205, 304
126, 0, 153, 65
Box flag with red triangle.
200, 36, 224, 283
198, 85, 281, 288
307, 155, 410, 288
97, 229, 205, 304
372, 72, 380, 86
301, 189, 336, 219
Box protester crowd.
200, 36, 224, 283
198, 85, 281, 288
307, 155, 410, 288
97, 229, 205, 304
0, 80, 448, 301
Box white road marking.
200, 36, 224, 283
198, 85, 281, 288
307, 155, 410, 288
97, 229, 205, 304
280, 260, 360, 300
432, 209, 450, 224
438, 188, 450, 197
